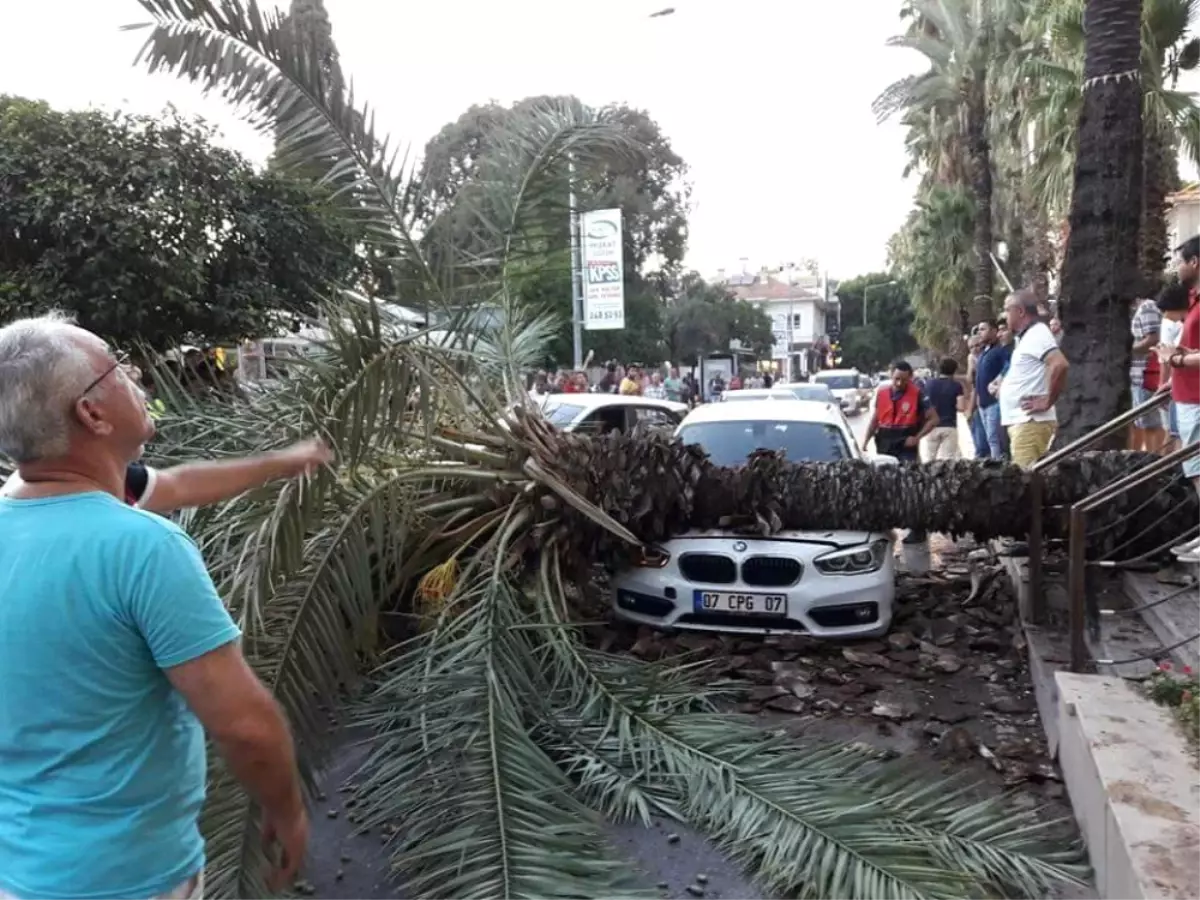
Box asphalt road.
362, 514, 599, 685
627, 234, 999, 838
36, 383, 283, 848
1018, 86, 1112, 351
305, 731, 766, 900
304, 729, 1094, 900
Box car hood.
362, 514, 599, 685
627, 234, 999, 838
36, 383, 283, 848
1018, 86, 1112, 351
662, 529, 878, 549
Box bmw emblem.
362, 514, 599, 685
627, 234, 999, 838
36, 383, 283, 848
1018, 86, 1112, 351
732, 541, 748, 552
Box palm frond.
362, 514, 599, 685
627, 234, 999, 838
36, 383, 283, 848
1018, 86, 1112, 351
128, 0, 432, 288
355, 574, 648, 900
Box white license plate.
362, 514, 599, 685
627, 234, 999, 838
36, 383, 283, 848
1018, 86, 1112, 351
693, 590, 787, 616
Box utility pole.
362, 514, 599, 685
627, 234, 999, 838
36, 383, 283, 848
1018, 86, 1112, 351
570, 159, 584, 369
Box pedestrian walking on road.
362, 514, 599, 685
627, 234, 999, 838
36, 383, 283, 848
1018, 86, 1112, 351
921, 357, 965, 461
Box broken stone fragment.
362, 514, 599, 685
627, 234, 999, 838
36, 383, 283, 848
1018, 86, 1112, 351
871, 692, 917, 721
886, 631, 915, 651
842, 648, 891, 669
781, 677, 815, 700
765, 694, 809, 714
928, 651, 964, 674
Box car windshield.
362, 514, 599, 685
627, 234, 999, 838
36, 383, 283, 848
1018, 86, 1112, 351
540, 402, 585, 428
678, 420, 849, 466
814, 374, 857, 391
786, 385, 834, 402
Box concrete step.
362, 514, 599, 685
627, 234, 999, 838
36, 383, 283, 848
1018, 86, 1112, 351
1121, 569, 1199, 673
1056, 672, 1200, 900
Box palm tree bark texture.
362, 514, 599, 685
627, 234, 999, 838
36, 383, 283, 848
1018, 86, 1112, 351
1141, 121, 1177, 294
966, 72, 995, 324
1057, 0, 1145, 447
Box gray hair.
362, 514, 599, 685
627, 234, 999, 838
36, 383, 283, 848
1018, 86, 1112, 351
1006, 288, 1041, 318
0, 313, 96, 463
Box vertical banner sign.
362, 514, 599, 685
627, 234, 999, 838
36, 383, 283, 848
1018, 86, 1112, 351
581, 208, 625, 330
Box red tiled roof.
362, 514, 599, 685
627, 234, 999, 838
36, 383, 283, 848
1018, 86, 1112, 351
731, 277, 822, 302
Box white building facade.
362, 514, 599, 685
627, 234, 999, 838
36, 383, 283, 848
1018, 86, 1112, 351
717, 265, 839, 381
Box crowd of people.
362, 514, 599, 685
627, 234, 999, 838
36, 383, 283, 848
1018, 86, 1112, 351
819, 290, 1068, 474
1126, 236, 1200, 562
531, 360, 780, 405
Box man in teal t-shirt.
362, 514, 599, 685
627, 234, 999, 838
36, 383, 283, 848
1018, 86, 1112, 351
0, 316, 309, 899
663, 366, 683, 402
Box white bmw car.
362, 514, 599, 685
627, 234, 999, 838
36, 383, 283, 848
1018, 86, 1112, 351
610, 398, 898, 639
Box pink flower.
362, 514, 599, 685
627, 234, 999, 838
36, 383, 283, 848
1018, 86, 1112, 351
1159, 661, 1173, 671
1184, 665, 1194, 675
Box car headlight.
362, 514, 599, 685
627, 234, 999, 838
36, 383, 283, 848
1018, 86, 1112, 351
813, 540, 889, 575
631, 545, 671, 568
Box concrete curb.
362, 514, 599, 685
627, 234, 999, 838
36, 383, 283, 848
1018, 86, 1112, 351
1056, 673, 1199, 900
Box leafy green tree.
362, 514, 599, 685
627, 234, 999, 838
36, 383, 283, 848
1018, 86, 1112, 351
833, 273, 917, 370
1020, 0, 1200, 291
414, 96, 691, 368
876, 0, 1005, 322
418, 95, 689, 275
0, 96, 362, 349
663, 272, 774, 363
838, 324, 893, 373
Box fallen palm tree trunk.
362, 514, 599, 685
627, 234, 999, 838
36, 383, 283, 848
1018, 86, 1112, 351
505, 410, 1196, 564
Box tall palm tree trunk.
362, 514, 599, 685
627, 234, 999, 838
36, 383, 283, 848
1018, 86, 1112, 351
1140, 121, 1177, 295
967, 76, 995, 322
1057, 0, 1145, 446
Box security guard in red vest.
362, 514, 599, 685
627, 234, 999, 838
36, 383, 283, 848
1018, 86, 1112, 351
862, 360, 939, 543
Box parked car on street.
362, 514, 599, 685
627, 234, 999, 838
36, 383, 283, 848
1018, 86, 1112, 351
530, 393, 687, 435
775, 382, 837, 405
812, 368, 870, 415
718, 389, 801, 403
610, 399, 898, 638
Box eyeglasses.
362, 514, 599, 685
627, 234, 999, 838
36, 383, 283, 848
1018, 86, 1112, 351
78, 350, 132, 400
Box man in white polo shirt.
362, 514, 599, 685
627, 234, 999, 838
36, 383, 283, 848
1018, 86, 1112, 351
999, 289, 1070, 468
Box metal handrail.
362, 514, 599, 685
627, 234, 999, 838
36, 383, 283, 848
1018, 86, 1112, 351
1066, 441, 1200, 671
1026, 390, 1175, 623
1033, 391, 1171, 472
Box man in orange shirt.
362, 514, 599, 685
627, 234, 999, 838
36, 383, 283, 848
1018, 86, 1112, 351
862, 360, 939, 544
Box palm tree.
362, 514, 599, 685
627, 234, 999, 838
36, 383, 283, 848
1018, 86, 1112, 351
875, 0, 1002, 324
1057, 0, 1147, 444
1019, 0, 1200, 292
891, 183, 978, 349
128, 1, 1096, 897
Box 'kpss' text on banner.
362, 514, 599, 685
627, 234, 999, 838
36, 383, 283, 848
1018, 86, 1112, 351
581, 208, 625, 331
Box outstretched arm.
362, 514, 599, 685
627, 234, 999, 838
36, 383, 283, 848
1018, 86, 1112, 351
140, 439, 332, 514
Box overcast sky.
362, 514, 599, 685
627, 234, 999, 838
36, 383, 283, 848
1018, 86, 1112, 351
4, 1, 941, 278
